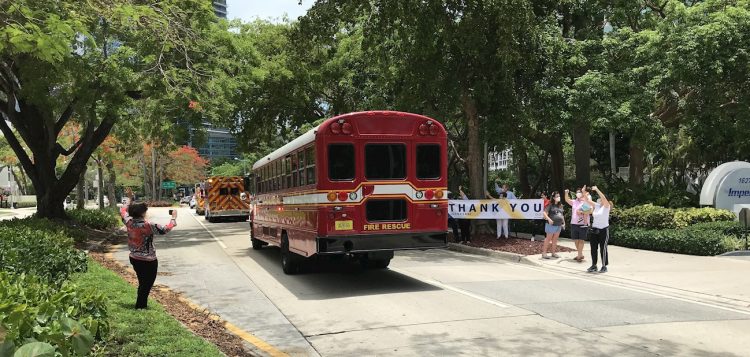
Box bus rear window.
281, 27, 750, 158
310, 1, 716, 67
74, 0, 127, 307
417, 145, 441, 179
366, 144, 406, 180
328, 144, 354, 181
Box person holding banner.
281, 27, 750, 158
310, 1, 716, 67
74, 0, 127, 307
541, 192, 564, 259
565, 186, 592, 262
486, 182, 516, 239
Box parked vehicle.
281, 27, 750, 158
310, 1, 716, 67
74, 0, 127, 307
189, 196, 196, 209
180, 195, 192, 204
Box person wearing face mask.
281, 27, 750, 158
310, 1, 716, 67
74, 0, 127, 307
587, 186, 612, 273
486, 182, 516, 239
565, 186, 591, 262
541, 191, 565, 259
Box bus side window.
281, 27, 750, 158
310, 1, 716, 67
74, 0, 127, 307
297, 150, 305, 186
306, 146, 316, 185
285, 156, 292, 189
291, 153, 297, 187
274, 159, 284, 191
329, 144, 354, 181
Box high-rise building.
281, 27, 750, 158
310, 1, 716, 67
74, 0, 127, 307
212, 0, 227, 19
201, 125, 238, 160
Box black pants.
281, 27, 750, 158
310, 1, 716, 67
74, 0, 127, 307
589, 227, 609, 266
130, 257, 158, 309
458, 219, 471, 242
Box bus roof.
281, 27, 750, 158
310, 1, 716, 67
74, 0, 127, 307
252, 125, 318, 170
252, 111, 441, 171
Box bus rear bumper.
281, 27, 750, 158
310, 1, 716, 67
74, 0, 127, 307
317, 232, 447, 254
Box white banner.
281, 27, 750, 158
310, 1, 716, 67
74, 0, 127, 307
448, 199, 544, 220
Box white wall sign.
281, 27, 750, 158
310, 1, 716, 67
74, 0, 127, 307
700, 161, 750, 216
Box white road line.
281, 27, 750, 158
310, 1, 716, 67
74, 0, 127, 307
512, 263, 750, 316
389, 267, 509, 308
190, 212, 227, 249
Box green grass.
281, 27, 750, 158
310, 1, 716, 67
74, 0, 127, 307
73, 259, 224, 357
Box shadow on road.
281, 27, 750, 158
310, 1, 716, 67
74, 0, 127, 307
241, 246, 442, 300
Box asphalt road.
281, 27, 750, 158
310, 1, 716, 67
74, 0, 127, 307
114, 207, 750, 356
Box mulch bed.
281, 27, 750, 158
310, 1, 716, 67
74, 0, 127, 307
85, 228, 256, 357
452, 233, 575, 255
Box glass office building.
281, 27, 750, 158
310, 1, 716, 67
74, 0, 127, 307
213, 0, 227, 19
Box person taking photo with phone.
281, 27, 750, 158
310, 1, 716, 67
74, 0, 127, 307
120, 187, 178, 309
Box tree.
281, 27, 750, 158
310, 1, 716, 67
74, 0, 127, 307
0, 0, 225, 218
166, 146, 208, 185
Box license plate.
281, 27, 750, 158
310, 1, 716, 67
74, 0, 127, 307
335, 220, 353, 230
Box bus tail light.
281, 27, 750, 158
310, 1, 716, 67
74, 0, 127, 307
425, 190, 435, 200
362, 185, 374, 196
429, 124, 438, 136
342, 122, 352, 135
331, 122, 342, 134
337, 192, 348, 201
435, 189, 444, 199
327, 192, 337, 202
418, 124, 428, 136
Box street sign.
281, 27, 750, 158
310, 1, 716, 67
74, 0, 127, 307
161, 181, 176, 189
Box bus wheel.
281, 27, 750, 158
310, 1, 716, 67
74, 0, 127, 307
280, 234, 301, 275
372, 258, 391, 269
251, 225, 263, 250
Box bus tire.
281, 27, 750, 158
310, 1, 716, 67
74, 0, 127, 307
373, 258, 391, 269
281, 233, 301, 275
251, 225, 263, 250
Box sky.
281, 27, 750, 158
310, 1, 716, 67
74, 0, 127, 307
226, 0, 314, 23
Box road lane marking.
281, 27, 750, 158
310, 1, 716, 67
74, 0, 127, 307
389, 267, 509, 308
512, 263, 750, 316
190, 212, 227, 248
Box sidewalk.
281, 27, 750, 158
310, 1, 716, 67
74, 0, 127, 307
526, 238, 750, 311
0, 207, 36, 220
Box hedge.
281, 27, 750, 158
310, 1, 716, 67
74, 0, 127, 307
610, 223, 741, 256
0, 224, 87, 284
0, 272, 108, 356
68, 208, 121, 230
611, 204, 735, 230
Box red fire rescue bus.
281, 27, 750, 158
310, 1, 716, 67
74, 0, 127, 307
250, 111, 448, 274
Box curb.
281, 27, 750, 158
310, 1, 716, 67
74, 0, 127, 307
447, 243, 541, 266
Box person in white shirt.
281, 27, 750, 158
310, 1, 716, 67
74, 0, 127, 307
586, 186, 611, 273
486, 182, 516, 239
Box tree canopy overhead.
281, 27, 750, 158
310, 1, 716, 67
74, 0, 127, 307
0, 0, 228, 218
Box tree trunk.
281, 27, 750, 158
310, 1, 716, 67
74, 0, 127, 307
609, 130, 617, 177
461, 90, 483, 200
96, 159, 105, 208
629, 141, 645, 186
572, 120, 591, 187
515, 143, 531, 197
106, 159, 117, 208
76, 170, 85, 210
10, 166, 27, 195
549, 138, 565, 194
151, 146, 157, 201
143, 159, 149, 200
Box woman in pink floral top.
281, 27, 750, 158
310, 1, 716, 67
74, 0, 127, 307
120, 188, 177, 309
